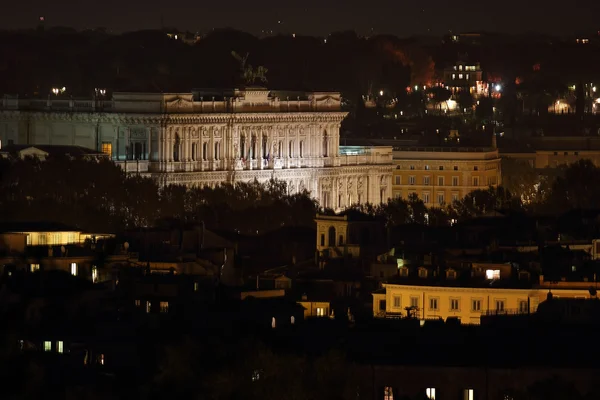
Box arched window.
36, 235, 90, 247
202, 142, 208, 161
240, 135, 246, 159
323, 132, 328, 157
299, 140, 304, 158
328, 226, 336, 247
262, 136, 268, 159
173, 133, 181, 161
214, 142, 220, 160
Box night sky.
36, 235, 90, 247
2, 0, 599, 37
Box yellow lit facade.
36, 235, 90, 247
298, 301, 331, 318
373, 283, 592, 324
16, 230, 114, 246
392, 147, 501, 206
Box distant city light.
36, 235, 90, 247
414, 85, 418, 91
593, 86, 597, 93
495, 84, 502, 92
379, 90, 384, 96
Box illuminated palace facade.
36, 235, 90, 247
0, 88, 393, 208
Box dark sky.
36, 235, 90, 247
3, 0, 599, 37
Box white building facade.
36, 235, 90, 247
0, 88, 393, 208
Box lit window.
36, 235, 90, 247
52, 233, 61, 245
91, 266, 98, 283
418, 268, 428, 278
410, 297, 419, 308
393, 296, 401, 308
194, 282, 199, 292
291, 315, 295, 324
70, 263, 78, 276
135, 299, 141, 307
472, 299, 481, 311
316, 307, 326, 317
44, 341, 51, 352
519, 300, 528, 313
459, 74, 463, 79
450, 299, 459, 311
101, 142, 112, 157
384, 386, 394, 400
27, 235, 31, 245
464, 389, 474, 400
496, 300, 505, 312
485, 270, 500, 280
98, 354, 105, 365
429, 298, 438, 311
30, 264, 40, 273
57, 341, 64, 354
271, 317, 276, 328
146, 301, 151, 313
426, 388, 436, 400
160, 301, 169, 313
452, 74, 456, 79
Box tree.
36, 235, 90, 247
543, 159, 600, 212
427, 87, 451, 114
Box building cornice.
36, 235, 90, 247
0, 110, 348, 125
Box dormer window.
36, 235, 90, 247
446, 269, 457, 280
399, 267, 409, 277
418, 268, 428, 278
485, 269, 500, 280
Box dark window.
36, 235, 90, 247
379, 299, 386, 311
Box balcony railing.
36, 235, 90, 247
482, 308, 530, 317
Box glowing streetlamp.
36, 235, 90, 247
379, 90, 384, 96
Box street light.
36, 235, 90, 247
379, 90, 384, 96
495, 84, 502, 92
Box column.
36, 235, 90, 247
258, 127, 263, 169
147, 127, 152, 161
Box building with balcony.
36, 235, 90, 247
391, 144, 501, 206
0, 89, 392, 209
372, 268, 593, 324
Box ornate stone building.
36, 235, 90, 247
0, 88, 393, 209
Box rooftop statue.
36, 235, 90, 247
231, 51, 268, 86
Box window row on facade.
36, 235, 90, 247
393, 175, 497, 187
384, 294, 532, 314
396, 165, 489, 172
384, 386, 474, 400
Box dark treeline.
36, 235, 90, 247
1, 28, 599, 101
350, 159, 600, 237
2, 156, 600, 235
0, 156, 318, 234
